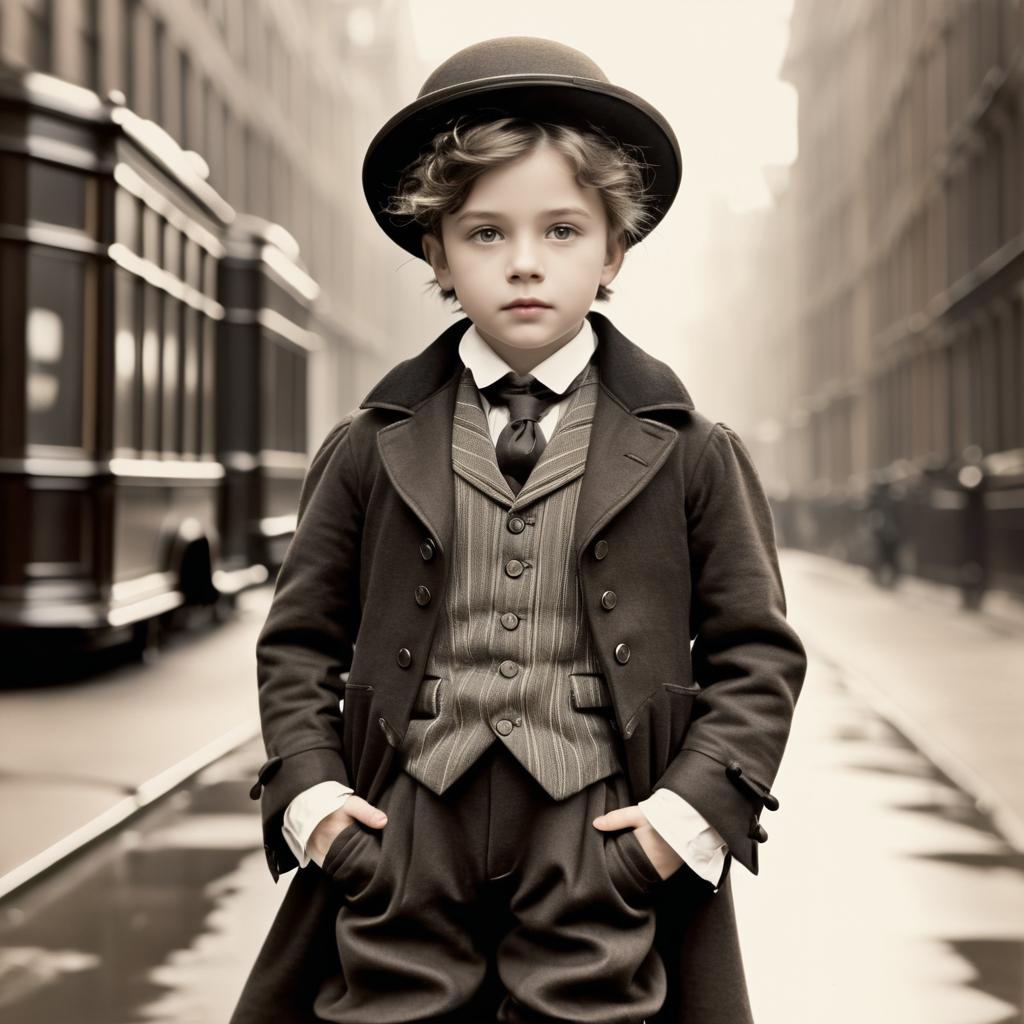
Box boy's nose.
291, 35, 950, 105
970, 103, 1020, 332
507, 245, 544, 279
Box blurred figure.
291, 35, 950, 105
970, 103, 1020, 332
865, 474, 902, 589
955, 444, 988, 612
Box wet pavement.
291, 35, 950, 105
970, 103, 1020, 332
1, 656, 1022, 1022
0, 740, 282, 1024
734, 654, 1024, 1024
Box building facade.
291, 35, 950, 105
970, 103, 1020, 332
763, 0, 1023, 600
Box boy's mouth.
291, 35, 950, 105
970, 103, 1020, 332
502, 299, 552, 313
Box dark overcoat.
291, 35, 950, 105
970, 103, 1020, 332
231, 310, 808, 1024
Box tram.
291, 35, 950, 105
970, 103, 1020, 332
0, 65, 316, 653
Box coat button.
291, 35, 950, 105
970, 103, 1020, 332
500, 612, 520, 630
750, 823, 768, 843
419, 539, 436, 560
505, 558, 525, 578
507, 515, 526, 534
495, 719, 514, 736
600, 589, 617, 610
614, 642, 630, 664
397, 647, 412, 668
499, 659, 519, 678
415, 585, 431, 606
594, 539, 609, 560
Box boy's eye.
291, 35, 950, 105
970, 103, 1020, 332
468, 225, 579, 243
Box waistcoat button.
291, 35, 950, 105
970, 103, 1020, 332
594, 539, 609, 560
419, 539, 435, 560
600, 589, 617, 610
499, 659, 519, 678
500, 612, 520, 630
505, 559, 525, 578
495, 719, 514, 736
507, 515, 526, 534
397, 647, 412, 668
415, 585, 431, 606
614, 642, 630, 664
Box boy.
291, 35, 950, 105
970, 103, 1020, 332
232, 36, 807, 1024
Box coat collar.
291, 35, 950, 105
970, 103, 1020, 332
359, 310, 695, 415
358, 308, 694, 632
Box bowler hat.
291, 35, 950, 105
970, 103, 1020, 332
362, 36, 682, 260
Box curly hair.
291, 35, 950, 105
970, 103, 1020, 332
382, 116, 656, 304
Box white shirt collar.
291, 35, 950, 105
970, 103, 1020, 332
458, 316, 597, 396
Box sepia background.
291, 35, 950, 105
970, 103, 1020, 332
0, 1, 1022, 1021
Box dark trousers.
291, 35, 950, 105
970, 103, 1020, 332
312, 740, 667, 1024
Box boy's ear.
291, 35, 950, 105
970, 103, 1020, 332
421, 232, 453, 288
600, 231, 626, 287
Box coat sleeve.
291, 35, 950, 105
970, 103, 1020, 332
653, 421, 807, 878
248, 411, 364, 881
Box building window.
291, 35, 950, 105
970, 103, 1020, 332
25, 0, 54, 73
153, 16, 165, 124
80, 0, 100, 91
120, 0, 138, 106
179, 49, 191, 149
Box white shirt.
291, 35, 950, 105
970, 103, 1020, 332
282, 316, 729, 888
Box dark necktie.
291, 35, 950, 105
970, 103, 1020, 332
479, 365, 589, 495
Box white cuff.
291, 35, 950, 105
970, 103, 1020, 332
282, 781, 355, 869
637, 787, 729, 889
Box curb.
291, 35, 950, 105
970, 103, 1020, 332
0, 718, 260, 901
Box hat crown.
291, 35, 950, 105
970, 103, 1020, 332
418, 36, 609, 100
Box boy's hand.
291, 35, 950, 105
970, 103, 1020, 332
309, 795, 388, 868
593, 805, 684, 881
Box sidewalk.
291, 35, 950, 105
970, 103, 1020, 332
0, 588, 271, 898
779, 548, 1024, 853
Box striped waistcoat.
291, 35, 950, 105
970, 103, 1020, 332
397, 359, 624, 801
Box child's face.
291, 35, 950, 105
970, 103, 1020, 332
422, 140, 624, 365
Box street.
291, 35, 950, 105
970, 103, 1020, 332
1, 551, 1022, 1023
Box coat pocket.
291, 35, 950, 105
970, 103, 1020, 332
570, 672, 614, 709
410, 676, 445, 718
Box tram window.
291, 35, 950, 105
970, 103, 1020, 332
200, 316, 216, 456
202, 249, 217, 298
164, 221, 182, 281
162, 295, 182, 455
28, 163, 89, 231
184, 237, 201, 290
113, 269, 136, 452
26, 249, 85, 449
140, 283, 161, 453
295, 348, 307, 453
182, 305, 200, 454
277, 343, 295, 452
115, 188, 141, 252
142, 206, 161, 266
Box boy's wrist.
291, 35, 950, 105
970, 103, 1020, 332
309, 808, 356, 866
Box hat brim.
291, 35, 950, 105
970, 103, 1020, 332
362, 75, 682, 261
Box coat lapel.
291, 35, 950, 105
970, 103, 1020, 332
373, 372, 459, 558
572, 383, 680, 559
360, 311, 696, 562
451, 367, 517, 505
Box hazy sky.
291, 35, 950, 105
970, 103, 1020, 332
404, 0, 798, 368
409, 0, 797, 212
